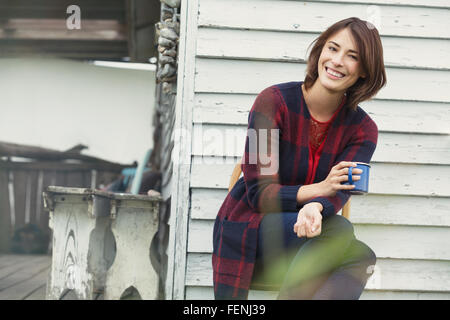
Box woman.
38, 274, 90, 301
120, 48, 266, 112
212, 17, 387, 300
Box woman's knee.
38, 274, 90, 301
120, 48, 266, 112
347, 240, 377, 273
359, 241, 377, 267
322, 214, 355, 240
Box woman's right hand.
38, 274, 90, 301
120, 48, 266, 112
318, 161, 363, 197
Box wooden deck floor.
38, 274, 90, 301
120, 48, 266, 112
0, 253, 51, 300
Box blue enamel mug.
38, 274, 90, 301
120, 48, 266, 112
343, 162, 371, 195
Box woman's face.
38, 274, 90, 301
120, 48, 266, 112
317, 28, 366, 93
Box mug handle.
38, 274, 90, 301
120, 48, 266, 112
348, 166, 353, 184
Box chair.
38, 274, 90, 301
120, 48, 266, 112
228, 159, 351, 218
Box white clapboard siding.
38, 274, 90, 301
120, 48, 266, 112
198, 0, 449, 38
192, 124, 450, 164
186, 253, 450, 292
191, 157, 450, 197
187, 219, 450, 260
195, 58, 450, 103
171, 0, 450, 300
197, 28, 450, 70
194, 94, 450, 135
191, 188, 450, 227
185, 286, 450, 300
298, 0, 450, 8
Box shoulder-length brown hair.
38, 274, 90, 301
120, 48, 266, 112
304, 17, 387, 111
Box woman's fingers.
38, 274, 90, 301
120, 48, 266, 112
295, 220, 307, 238
306, 217, 322, 238
338, 174, 361, 183
337, 167, 362, 176
309, 225, 322, 238
335, 161, 356, 170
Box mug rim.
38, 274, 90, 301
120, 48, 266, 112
354, 161, 371, 167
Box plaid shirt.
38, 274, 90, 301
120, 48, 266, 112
212, 81, 378, 299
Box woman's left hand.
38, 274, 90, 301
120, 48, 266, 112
294, 203, 323, 238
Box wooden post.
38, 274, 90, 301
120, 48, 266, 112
44, 187, 113, 300
44, 187, 161, 300
104, 196, 159, 300
0, 170, 11, 252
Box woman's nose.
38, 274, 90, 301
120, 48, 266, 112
332, 53, 344, 66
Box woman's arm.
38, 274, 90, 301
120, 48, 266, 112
303, 116, 379, 219
296, 183, 323, 204
297, 161, 363, 204
243, 86, 303, 214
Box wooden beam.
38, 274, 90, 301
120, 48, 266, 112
0, 141, 131, 167
0, 160, 132, 172
0, 0, 126, 21
0, 19, 126, 41
0, 39, 128, 60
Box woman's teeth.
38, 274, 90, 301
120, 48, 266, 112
326, 67, 344, 78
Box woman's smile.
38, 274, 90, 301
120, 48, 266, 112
325, 66, 346, 79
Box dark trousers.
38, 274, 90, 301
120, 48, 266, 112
252, 213, 376, 300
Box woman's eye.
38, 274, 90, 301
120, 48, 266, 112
328, 46, 336, 51
350, 55, 358, 60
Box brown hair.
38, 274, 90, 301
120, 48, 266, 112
304, 17, 387, 111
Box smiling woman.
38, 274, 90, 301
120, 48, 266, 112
304, 17, 387, 113
212, 17, 387, 300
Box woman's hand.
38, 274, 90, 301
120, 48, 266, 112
294, 203, 323, 238
318, 161, 363, 197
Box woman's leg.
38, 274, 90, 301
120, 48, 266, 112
253, 213, 356, 299
252, 212, 308, 288
276, 214, 356, 299
311, 239, 377, 300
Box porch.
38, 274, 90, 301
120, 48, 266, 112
0, 254, 51, 300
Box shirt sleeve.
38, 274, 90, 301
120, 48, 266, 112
303, 115, 379, 219
242, 86, 302, 214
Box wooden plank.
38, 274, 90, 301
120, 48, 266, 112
191, 158, 450, 197
54, 171, 68, 188
197, 28, 450, 70
23, 283, 47, 300
66, 171, 85, 188
164, 0, 199, 301
0, 265, 50, 300
12, 170, 27, 230
0, 160, 128, 172
0, 254, 36, 271
192, 124, 450, 165
0, 170, 11, 252
303, 0, 450, 8
0, 255, 50, 293
0, 255, 46, 278
39, 170, 56, 235
187, 219, 450, 260
0, 0, 126, 20
185, 286, 450, 300
186, 253, 450, 292
194, 58, 450, 103
191, 189, 450, 227
26, 170, 38, 225
0, 19, 126, 41
0, 141, 128, 166
194, 94, 450, 135
198, 0, 450, 38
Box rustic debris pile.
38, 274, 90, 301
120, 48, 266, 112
156, 0, 181, 94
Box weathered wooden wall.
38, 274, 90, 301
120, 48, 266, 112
167, 0, 450, 299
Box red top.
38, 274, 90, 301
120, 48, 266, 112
305, 95, 347, 185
